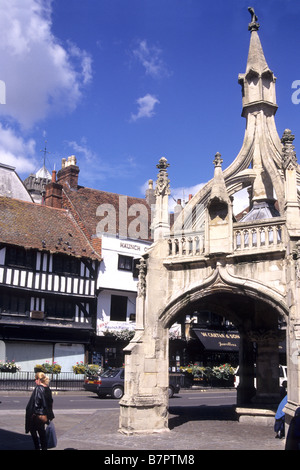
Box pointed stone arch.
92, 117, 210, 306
159, 263, 288, 330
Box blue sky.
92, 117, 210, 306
0, 0, 300, 213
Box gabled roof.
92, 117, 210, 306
0, 196, 101, 260
62, 186, 152, 242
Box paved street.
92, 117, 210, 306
0, 389, 286, 451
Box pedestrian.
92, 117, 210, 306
274, 394, 287, 439
285, 407, 300, 450
25, 372, 55, 450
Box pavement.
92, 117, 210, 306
0, 391, 287, 452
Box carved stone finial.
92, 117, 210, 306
156, 156, 170, 171
281, 129, 298, 170
248, 7, 260, 32
155, 157, 171, 197
213, 152, 223, 168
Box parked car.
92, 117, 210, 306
83, 368, 180, 399
234, 364, 287, 388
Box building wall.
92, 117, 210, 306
0, 164, 32, 201
97, 289, 137, 335
96, 235, 151, 335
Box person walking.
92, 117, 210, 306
274, 394, 287, 439
25, 372, 55, 450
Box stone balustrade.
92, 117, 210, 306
233, 218, 285, 252
166, 218, 285, 259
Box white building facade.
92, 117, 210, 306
94, 235, 151, 367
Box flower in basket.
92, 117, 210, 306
72, 361, 86, 374
50, 363, 62, 374
72, 362, 102, 375
34, 362, 61, 374
211, 363, 235, 380
0, 360, 21, 372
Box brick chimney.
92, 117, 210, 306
44, 170, 63, 208
56, 155, 79, 189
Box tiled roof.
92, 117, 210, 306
62, 186, 152, 241
0, 196, 101, 260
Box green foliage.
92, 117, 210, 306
72, 362, 102, 376
34, 362, 61, 374
180, 363, 236, 381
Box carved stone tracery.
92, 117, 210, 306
281, 129, 298, 170
137, 257, 147, 298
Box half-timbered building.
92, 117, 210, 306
0, 193, 101, 371
0, 156, 153, 371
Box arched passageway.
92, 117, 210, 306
163, 288, 287, 407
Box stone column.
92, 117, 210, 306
119, 252, 170, 435
236, 332, 256, 405
250, 329, 281, 404
285, 245, 300, 425
152, 157, 171, 241
118, 327, 169, 435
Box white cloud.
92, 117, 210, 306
131, 94, 160, 121
132, 39, 170, 79
67, 138, 96, 163
67, 41, 93, 85
0, 0, 92, 129
0, 123, 37, 174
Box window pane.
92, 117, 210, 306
118, 255, 133, 271
110, 295, 127, 321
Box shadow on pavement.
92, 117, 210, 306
0, 428, 33, 450
168, 404, 237, 430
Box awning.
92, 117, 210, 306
192, 329, 240, 352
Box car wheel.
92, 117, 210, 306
168, 386, 174, 398
112, 386, 124, 399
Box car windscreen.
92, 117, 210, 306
101, 369, 120, 378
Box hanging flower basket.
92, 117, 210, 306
72, 362, 102, 376
34, 362, 61, 374
0, 360, 21, 373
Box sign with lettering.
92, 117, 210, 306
193, 329, 240, 351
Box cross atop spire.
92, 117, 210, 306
248, 7, 260, 32
238, 7, 277, 115
40, 140, 51, 168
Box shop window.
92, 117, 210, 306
110, 295, 127, 321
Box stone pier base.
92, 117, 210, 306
235, 406, 276, 425
119, 396, 169, 435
